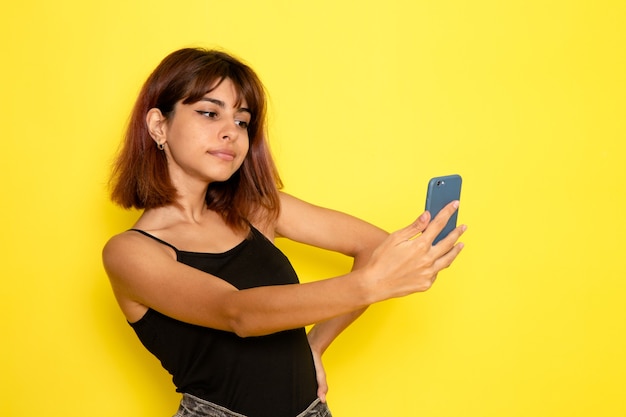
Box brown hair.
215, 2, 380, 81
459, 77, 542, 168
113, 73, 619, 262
109, 48, 282, 230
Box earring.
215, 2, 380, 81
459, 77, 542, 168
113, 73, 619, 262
157, 142, 165, 151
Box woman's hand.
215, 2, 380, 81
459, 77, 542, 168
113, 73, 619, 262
309, 345, 329, 403
362, 200, 466, 303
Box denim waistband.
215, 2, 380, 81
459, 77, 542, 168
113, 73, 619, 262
173, 393, 332, 417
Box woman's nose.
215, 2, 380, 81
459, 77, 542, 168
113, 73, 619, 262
220, 122, 238, 141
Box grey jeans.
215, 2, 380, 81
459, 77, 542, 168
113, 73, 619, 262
173, 393, 332, 417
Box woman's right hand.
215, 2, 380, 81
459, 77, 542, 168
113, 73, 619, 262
362, 200, 466, 302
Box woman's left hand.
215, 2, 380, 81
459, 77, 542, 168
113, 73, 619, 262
311, 348, 328, 403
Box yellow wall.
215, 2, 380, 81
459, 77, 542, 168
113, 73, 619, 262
2, 1, 625, 416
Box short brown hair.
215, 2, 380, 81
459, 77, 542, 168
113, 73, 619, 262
109, 48, 282, 230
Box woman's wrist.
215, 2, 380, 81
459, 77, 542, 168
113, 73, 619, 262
306, 326, 327, 355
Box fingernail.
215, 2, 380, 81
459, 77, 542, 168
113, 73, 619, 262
419, 212, 428, 222
452, 200, 460, 209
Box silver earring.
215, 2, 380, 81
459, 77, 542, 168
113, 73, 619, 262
157, 142, 165, 150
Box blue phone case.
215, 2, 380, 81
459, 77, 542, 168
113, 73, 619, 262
425, 174, 462, 244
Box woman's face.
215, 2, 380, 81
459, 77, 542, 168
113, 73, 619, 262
156, 78, 251, 188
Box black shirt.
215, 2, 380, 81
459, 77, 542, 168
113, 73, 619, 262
129, 227, 318, 417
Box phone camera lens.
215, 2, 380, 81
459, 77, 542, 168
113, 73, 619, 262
437, 180, 445, 186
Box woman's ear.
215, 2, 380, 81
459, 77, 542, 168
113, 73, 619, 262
146, 108, 167, 145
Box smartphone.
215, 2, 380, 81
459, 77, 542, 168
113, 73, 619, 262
425, 174, 462, 244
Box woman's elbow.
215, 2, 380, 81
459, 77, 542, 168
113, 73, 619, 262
224, 304, 270, 338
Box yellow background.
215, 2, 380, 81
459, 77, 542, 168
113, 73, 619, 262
2, 1, 625, 416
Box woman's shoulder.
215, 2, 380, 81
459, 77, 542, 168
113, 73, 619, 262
103, 228, 175, 272
248, 191, 308, 239
103, 229, 144, 255
102, 230, 176, 323
246, 194, 290, 240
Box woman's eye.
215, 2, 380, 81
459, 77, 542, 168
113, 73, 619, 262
196, 110, 218, 118
235, 120, 249, 129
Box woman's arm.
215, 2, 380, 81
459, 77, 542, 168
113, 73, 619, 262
104, 232, 371, 337
274, 192, 390, 350
305, 251, 381, 402
301, 234, 386, 356
275, 192, 429, 401
103, 196, 464, 337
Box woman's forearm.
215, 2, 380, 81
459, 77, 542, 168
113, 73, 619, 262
306, 308, 367, 354
223, 270, 373, 337
305, 244, 381, 353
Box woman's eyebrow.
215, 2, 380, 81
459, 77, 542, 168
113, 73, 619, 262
200, 97, 251, 114
200, 97, 225, 107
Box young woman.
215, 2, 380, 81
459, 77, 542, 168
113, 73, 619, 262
103, 48, 466, 417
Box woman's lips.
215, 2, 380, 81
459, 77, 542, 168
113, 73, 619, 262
208, 149, 236, 161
